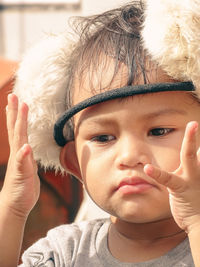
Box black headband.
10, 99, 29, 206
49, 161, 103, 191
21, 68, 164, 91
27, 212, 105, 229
54, 81, 194, 147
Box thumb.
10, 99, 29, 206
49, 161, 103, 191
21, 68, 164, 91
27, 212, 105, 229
144, 164, 184, 192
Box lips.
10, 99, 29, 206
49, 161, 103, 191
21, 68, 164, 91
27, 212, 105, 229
116, 177, 155, 194
118, 177, 151, 187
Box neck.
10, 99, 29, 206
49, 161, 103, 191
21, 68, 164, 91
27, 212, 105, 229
110, 216, 185, 242
108, 216, 187, 262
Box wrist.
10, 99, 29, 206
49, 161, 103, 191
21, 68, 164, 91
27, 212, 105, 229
0, 190, 32, 221
187, 221, 200, 267
186, 218, 200, 236
0, 204, 27, 267
0, 201, 29, 224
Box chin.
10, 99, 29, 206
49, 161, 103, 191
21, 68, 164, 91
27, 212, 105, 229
111, 210, 172, 224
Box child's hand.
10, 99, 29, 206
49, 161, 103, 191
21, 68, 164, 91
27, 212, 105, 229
0, 94, 40, 220
144, 121, 200, 234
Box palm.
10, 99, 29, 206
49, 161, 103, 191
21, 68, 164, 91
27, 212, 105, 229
0, 94, 40, 219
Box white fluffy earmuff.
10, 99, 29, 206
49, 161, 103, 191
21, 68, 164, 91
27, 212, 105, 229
13, 34, 75, 172
142, 0, 200, 97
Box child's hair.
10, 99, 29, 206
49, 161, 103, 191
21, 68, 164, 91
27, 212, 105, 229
65, 1, 149, 110
63, 1, 152, 144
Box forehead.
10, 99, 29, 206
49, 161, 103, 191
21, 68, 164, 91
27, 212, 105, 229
72, 56, 177, 105
74, 91, 198, 131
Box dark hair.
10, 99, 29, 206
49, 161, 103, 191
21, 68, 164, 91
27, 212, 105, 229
64, 1, 151, 108
63, 1, 152, 140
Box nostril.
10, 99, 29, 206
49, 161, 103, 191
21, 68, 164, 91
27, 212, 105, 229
116, 154, 150, 169
114, 136, 151, 169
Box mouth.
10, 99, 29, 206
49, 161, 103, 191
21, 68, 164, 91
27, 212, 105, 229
116, 177, 155, 195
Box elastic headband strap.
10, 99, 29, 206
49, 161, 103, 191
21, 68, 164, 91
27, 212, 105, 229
54, 81, 194, 146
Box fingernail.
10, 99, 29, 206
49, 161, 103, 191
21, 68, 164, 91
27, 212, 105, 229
189, 121, 198, 133
8, 93, 17, 101
144, 164, 154, 176
21, 144, 27, 151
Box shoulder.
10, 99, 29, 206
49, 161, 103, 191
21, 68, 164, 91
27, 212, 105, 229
48, 217, 108, 238
20, 218, 110, 266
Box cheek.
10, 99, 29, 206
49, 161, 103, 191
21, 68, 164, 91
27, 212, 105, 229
151, 130, 185, 172
76, 142, 112, 182
77, 140, 113, 175
76, 144, 113, 202
153, 146, 181, 172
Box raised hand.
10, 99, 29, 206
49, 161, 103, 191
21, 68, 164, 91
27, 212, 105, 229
144, 121, 200, 234
0, 94, 40, 266
0, 93, 40, 219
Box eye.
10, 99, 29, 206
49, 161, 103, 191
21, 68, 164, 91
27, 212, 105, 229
148, 128, 174, 137
91, 134, 115, 143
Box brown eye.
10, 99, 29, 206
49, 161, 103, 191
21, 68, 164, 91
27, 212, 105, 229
149, 128, 174, 136
91, 135, 115, 143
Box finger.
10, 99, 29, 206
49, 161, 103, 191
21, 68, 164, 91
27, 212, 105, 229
180, 121, 198, 173
13, 102, 29, 151
27, 144, 38, 173
144, 164, 185, 192
15, 144, 35, 175
6, 94, 18, 146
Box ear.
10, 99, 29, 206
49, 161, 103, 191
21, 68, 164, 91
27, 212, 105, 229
60, 141, 82, 181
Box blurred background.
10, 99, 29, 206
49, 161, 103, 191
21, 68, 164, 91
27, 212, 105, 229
0, 0, 128, 61
0, 0, 128, 257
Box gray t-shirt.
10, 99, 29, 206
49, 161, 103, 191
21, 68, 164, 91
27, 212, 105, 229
19, 218, 194, 266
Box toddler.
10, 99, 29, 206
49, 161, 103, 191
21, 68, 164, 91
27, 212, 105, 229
1, 1, 200, 266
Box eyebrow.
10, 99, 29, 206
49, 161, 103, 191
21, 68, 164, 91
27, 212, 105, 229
76, 108, 187, 131
143, 108, 187, 120
75, 115, 115, 132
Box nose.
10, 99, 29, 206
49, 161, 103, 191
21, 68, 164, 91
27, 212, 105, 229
115, 134, 151, 170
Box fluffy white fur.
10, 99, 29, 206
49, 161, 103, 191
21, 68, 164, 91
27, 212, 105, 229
14, 34, 75, 172
142, 0, 200, 97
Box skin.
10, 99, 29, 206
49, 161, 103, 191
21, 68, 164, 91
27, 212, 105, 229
1, 66, 200, 265
62, 90, 200, 262
61, 65, 200, 263
74, 93, 199, 222
0, 95, 40, 267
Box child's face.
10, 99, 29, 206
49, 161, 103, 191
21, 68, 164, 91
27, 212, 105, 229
62, 65, 200, 224
71, 91, 200, 223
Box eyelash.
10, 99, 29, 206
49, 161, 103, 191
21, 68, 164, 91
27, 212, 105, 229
90, 128, 174, 143
91, 135, 115, 143
148, 128, 174, 137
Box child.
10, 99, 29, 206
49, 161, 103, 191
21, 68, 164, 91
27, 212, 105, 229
1, 0, 200, 266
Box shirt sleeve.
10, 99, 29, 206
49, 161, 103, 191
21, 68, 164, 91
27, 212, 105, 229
18, 223, 81, 267
18, 219, 107, 267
